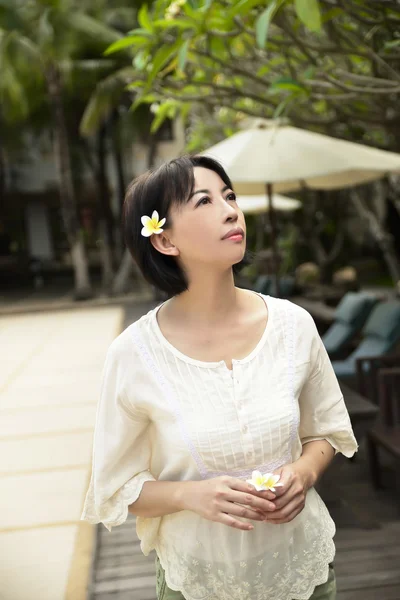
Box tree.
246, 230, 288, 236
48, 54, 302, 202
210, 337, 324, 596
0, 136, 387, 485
107, 0, 400, 149
106, 0, 400, 287
0, 0, 121, 299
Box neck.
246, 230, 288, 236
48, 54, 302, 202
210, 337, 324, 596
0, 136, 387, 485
169, 267, 239, 325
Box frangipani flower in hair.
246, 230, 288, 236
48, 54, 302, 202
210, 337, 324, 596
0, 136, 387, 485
247, 470, 283, 492
141, 211, 166, 237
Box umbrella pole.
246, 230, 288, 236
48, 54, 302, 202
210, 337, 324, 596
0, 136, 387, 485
266, 183, 280, 297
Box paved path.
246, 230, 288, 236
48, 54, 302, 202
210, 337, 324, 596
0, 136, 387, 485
0, 306, 124, 600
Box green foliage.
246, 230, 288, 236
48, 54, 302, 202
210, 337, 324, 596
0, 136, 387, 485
256, 3, 275, 49
102, 0, 400, 155
294, 0, 321, 31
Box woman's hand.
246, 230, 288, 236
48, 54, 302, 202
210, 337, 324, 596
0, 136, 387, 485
178, 476, 276, 531
262, 463, 312, 525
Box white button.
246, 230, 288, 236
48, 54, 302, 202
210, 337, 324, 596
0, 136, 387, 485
238, 402, 243, 409
247, 451, 253, 459
242, 425, 248, 434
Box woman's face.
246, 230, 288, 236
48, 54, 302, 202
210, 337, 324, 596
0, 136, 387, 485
162, 167, 246, 271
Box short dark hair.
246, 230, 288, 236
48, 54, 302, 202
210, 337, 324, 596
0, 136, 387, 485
122, 154, 248, 296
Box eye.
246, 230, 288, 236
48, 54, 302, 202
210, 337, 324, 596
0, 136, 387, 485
226, 192, 237, 202
196, 196, 211, 207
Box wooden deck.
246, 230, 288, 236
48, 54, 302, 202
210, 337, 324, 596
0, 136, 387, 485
87, 300, 400, 600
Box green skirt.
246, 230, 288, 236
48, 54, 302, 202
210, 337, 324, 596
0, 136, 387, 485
155, 555, 337, 600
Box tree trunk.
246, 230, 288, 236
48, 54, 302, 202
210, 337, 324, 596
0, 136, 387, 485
97, 124, 115, 289
111, 247, 144, 295
71, 234, 92, 295
111, 109, 126, 217
99, 220, 114, 290
351, 190, 400, 293
46, 64, 92, 300
111, 136, 158, 295
0, 115, 7, 219
110, 110, 126, 261
0, 143, 6, 219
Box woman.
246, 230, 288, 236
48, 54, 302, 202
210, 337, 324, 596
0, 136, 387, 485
82, 155, 358, 600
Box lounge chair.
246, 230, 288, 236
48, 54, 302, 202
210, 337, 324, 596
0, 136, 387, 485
366, 366, 400, 511
333, 301, 400, 381
322, 292, 379, 358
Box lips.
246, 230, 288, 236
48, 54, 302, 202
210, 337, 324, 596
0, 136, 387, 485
222, 227, 245, 240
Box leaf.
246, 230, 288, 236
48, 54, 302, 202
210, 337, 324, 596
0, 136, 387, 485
273, 96, 292, 118
321, 7, 343, 24
228, 0, 264, 18
210, 36, 226, 57
256, 2, 278, 49
38, 8, 54, 47
147, 42, 181, 85
270, 77, 306, 93
134, 49, 148, 70
201, 0, 213, 11
384, 39, 400, 50
257, 65, 270, 77
67, 13, 121, 46
153, 18, 196, 31
138, 4, 153, 32
295, 0, 321, 32
303, 66, 315, 79
178, 39, 190, 71
105, 35, 149, 55
150, 101, 177, 133
130, 93, 157, 113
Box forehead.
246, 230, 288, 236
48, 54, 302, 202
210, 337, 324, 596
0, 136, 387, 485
193, 166, 227, 189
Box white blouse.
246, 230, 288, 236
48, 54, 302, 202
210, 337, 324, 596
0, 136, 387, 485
82, 294, 358, 600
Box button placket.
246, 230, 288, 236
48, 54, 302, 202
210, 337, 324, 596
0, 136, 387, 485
232, 365, 255, 461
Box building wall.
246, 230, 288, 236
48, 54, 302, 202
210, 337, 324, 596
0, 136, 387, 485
131, 119, 186, 175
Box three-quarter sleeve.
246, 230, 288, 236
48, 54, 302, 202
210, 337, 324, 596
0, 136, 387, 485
298, 314, 358, 458
81, 342, 156, 531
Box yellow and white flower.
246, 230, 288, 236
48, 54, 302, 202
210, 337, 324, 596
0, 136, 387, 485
141, 211, 166, 237
246, 470, 283, 492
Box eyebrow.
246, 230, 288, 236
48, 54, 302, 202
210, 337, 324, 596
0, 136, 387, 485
189, 185, 230, 199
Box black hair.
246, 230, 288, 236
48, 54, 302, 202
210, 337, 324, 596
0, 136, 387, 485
122, 154, 248, 296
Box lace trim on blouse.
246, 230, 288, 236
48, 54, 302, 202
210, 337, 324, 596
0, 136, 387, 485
155, 494, 336, 600
81, 470, 155, 531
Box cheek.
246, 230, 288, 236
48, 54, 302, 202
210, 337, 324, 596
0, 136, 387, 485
174, 213, 218, 252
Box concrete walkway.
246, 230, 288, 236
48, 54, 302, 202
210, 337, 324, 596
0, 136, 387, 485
0, 306, 124, 600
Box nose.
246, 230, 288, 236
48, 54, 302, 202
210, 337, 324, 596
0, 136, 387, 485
223, 199, 239, 223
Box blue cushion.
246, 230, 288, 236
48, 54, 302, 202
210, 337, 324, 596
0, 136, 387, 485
323, 322, 354, 354
335, 292, 378, 326
363, 301, 400, 344
332, 358, 356, 380
351, 336, 395, 361
323, 293, 378, 354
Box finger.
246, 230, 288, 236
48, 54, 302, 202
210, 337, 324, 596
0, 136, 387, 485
227, 490, 276, 513
273, 486, 304, 510
265, 508, 301, 525
221, 501, 268, 522
218, 512, 254, 531
266, 498, 303, 521
230, 478, 275, 499
252, 489, 276, 501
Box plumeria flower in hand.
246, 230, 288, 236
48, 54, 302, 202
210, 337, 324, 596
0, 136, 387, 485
247, 471, 284, 493
141, 211, 166, 237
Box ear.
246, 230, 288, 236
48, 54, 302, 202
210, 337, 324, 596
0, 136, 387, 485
150, 232, 180, 257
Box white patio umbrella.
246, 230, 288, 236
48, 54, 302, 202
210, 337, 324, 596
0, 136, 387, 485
203, 119, 400, 293
237, 194, 301, 214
